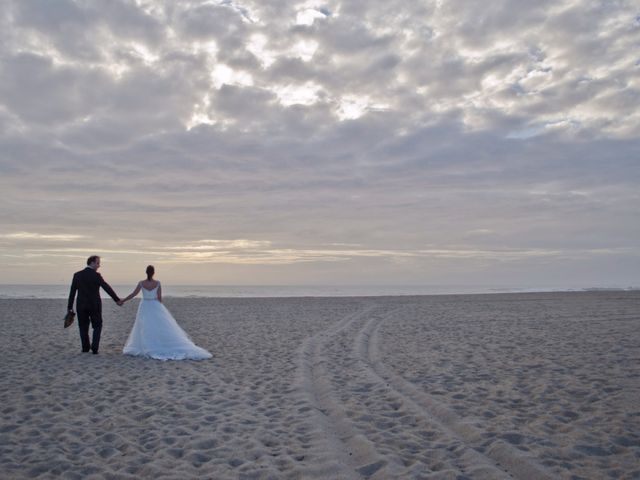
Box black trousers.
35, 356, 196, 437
77, 308, 103, 352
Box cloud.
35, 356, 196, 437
0, 0, 638, 286
6, 231, 631, 269
0, 232, 86, 241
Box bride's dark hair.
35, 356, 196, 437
146, 265, 155, 280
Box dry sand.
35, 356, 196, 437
0, 292, 638, 479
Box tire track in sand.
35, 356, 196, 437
347, 308, 511, 479
358, 310, 554, 480
298, 303, 402, 479
300, 304, 508, 479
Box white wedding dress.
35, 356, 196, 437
123, 283, 212, 361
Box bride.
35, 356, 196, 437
121, 265, 212, 360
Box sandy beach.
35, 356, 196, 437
1, 291, 638, 479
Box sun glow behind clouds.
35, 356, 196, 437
2, 232, 622, 267
129, 42, 159, 65
289, 39, 319, 62
246, 34, 276, 67
295, 8, 329, 26
247, 34, 318, 66
211, 64, 254, 89
272, 82, 321, 106
0, 232, 86, 241
337, 95, 388, 120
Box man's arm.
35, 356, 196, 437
98, 273, 121, 303
67, 274, 78, 311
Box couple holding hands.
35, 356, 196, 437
67, 255, 211, 360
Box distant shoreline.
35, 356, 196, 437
0, 284, 638, 300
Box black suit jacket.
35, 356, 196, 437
68, 267, 120, 312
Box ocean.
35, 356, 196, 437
0, 284, 635, 299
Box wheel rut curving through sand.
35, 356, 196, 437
300, 304, 490, 478
299, 303, 393, 479
299, 303, 556, 479
358, 308, 555, 480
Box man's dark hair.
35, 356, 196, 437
86, 255, 100, 266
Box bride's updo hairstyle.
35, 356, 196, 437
146, 265, 155, 280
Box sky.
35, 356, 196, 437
0, 0, 639, 287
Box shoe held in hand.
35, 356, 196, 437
64, 311, 76, 328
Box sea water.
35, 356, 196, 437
0, 284, 635, 299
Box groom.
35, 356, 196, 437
67, 255, 122, 354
